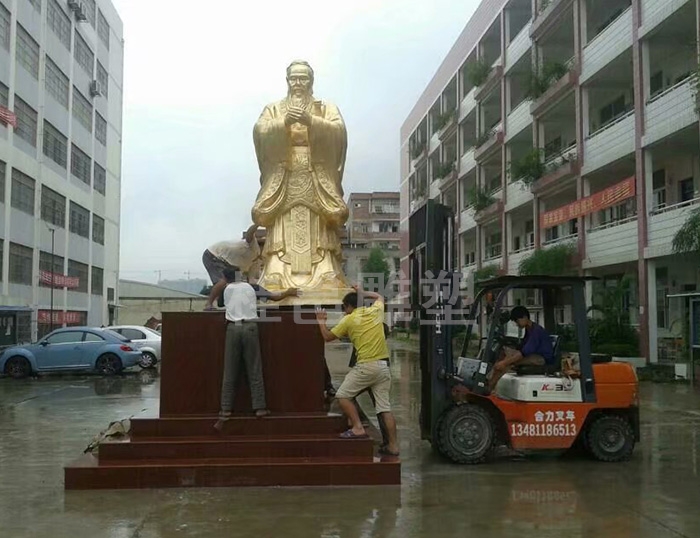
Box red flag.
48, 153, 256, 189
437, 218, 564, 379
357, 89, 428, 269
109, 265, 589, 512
0, 106, 17, 128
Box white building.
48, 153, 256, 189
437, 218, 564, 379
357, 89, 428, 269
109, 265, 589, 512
0, 0, 123, 342
400, 0, 700, 363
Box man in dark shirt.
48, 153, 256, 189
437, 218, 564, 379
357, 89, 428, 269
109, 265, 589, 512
488, 306, 554, 392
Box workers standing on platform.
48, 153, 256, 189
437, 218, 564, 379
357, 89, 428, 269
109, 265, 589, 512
315, 286, 400, 457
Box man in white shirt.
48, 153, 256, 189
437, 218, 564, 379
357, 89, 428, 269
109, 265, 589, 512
214, 267, 298, 431
203, 224, 262, 309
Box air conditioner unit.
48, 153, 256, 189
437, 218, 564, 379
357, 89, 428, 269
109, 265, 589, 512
90, 80, 103, 97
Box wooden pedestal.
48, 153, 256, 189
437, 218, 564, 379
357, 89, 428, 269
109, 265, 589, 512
64, 309, 400, 489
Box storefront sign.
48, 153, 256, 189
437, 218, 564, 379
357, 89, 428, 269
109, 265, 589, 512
540, 176, 636, 229
39, 270, 80, 289
37, 310, 85, 325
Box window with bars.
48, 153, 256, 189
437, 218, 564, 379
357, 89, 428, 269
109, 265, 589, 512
39, 251, 65, 287
14, 98, 38, 147
0, 3, 9, 51
11, 169, 35, 215
0, 240, 3, 281
71, 144, 91, 185
68, 259, 89, 293
97, 10, 110, 49
92, 214, 104, 244
96, 61, 109, 98
93, 163, 106, 195
45, 57, 69, 108
72, 88, 93, 132
43, 121, 68, 169
9, 243, 33, 285
16, 25, 40, 79
91, 266, 104, 295
0, 82, 7, 108
41, 186, 66, 228
95, 113, 107, 145
48, 0, 71, 50
84, 0, 96, 27
74, 31, 94, 76
69, 202, 90, 238
0, 160, 5, 203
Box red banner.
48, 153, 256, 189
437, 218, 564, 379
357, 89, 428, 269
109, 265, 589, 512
0, 105, 17, 128
39, 270, 80, 289
38, 310, 85, 325
540, 176, 636, 229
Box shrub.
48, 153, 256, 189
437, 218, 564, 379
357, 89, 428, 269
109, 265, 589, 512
518, 243, 576, 276
465, 186, 495, 211
466, 59, 492, 87
510, 149, 546, 186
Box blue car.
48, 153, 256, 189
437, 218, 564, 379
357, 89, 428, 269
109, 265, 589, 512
0, 327, 144, 378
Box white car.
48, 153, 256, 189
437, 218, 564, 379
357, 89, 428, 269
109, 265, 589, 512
108, 325, 161, 369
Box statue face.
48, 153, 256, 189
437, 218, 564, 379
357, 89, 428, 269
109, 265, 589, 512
287, 64, 313, 98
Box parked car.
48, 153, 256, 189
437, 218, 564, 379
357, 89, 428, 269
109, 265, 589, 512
0, 327, 143, 379
108, 325, 162, 369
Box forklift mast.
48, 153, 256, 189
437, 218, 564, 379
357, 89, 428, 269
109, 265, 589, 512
408, 200, 460, 442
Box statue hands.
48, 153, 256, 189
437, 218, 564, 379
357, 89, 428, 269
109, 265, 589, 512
285, 106, 312, 126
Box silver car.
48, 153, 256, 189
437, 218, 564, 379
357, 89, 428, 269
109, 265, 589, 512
108, 325, 162, 368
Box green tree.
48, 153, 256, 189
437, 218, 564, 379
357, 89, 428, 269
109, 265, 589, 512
588, 276, 639, 357
672, 208, 700, 256
361, 247, 391, 292
518, 244, 576, 276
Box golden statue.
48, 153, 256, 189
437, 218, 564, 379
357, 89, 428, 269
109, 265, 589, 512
252, 60, 351, 302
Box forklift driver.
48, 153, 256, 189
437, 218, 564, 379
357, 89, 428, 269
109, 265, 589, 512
487, 306, 554, 392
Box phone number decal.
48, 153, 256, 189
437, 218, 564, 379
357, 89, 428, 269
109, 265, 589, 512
510, 423, 578, 437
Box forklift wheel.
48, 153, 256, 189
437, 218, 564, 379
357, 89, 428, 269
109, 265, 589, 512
437, 404, 495, 464
585, 415, 635, 462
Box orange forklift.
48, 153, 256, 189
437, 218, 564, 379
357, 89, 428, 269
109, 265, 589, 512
409, 200, 640, 464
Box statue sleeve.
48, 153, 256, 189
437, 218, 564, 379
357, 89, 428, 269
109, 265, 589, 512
309, 104, 348, 192
253, 105, 287, 181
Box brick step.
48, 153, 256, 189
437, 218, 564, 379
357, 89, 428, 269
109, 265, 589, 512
65, 453, 401, 489
130, 414, 348, 438
98, 434, 373, 462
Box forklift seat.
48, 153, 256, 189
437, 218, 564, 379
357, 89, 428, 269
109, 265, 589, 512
513, 335, 561, 376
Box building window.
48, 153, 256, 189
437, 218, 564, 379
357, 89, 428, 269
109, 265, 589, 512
14, 98, 38, 147
96, 61, 108, 98
67, 259, 89, 293
83, 0, 96, 27
97, 10, 110, 49
95, 113, 107, 145
679, 178, 695, 203
45, 57, 69, 108
0, 160, 5, 204
72, 88, 93, 132
0, 3, 9, 51
41, 186, 66, 228
93, 163, 106, 195
39, 251, 65, 287
74, 31, 94, 76
0, 240, 3, 280
69, 202, 90, 238
11, 169, 35, 215
107, 287, 115, 301
91, 266, 103, 295
43, 121, 68, 168
71, 144, 91, 185
92, 214, 104, 245
9, 243, 33, 285
48, 0, 71, 50
16, 25, 40, 79
0, 81, 8, 108
27, 0, 41, 12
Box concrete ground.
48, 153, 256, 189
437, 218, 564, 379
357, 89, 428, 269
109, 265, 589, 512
1, 340, 700, 538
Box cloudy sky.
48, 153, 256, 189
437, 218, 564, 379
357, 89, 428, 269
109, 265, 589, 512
112, 0, 479, 283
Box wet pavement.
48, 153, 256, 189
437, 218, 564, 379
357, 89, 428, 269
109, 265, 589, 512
1, 341, 700, 538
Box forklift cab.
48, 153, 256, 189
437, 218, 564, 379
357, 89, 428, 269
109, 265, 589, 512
455, 275, 599, 405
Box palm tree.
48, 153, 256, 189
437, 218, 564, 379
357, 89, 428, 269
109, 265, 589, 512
672, 208, 700, 255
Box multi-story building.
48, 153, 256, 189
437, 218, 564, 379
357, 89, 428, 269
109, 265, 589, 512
0, 0, 123, 341
342, 192, 400, 285
400, 0, 699, 363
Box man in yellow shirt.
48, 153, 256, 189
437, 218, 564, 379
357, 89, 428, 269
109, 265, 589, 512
315, 287, 399, 456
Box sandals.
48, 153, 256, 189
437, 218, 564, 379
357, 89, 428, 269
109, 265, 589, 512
378, 446, 400, 457
339, 429, 369, 439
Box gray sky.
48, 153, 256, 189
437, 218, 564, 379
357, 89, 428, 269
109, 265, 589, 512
112, 0, 479, 284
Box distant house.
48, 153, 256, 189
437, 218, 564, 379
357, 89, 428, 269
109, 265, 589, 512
117, 280, 207, 326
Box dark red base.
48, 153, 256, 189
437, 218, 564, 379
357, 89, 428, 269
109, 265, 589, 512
64, 311, 400, 489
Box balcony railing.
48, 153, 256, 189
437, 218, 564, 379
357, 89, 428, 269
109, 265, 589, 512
484, 245, 503, 260
588, 214, 638, 233
650, 196, 700, 216
543, 233, 578, 247
588, 108, 634, 139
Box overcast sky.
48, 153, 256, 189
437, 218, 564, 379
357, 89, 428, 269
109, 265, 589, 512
112, 0, 479, 284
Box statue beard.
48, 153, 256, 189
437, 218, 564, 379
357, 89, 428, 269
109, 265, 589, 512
287, 89, 313, 109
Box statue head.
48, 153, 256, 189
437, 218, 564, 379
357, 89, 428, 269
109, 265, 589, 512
286, 60, 314, 99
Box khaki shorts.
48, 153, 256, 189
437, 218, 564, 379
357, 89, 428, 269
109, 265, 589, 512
336, 360, 392, 414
